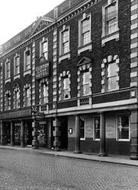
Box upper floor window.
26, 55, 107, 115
13, 86, 20, 109
24, 86, 31, 107
24, 49, 31, 71
59, 71, 71, 101
5, 91, 11, 111
14, 55, 20, 75
62, 77, 70, 100
40, 38, 48, 60
5, 60, 10, 79
106, 61, 119, 91
60, 26, 70, 55
101, 55, 119, 93
40, 82, 48, 105
81, 71, 91, 96
78, 13, 91, 47
117, 115, 130, 141
103, 0, 118, 37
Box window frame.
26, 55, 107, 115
40, 82, 48, 105
78, 13, 91, 48
62, 77, 70, 100
93, 116, 100, 141
116, 115, 130, 142
24, 48, 31, 72
102, 0, 118, 37
105, 61, 119, 92
5, 92, 11, 111
25, 87, 31, 107
14, 54, 20, 76
80, 117, 85, 140
59, 25, 70, 57
80, 70, 91, 97
5, 60, 10, 80
40, 37, 48, 60
13, 88, 20, 109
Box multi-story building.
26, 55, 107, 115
0, 0, 138, 159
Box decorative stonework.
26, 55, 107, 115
58, 71, 71, 101
130, 0, 138, 88
101, 55, 119, 93
32, 42, 35, 106
0, 63, 3, 111
52, 29, 58, 109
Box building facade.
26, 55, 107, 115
0, 0, 138, 159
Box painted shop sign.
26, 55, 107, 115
35, 64, 49, 79
0, 109, 32, 119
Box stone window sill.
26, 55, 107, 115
23, 70, 31, 76
14, 74, 20, 80
5, 78, 11, 84
59, 53, 70, 63
102, 30, 119, 46
78, 43, 92, 55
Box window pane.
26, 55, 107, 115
63, 42, 69, 54
105, 4, 116, 20
118, 116, 129, 139
25, 50, 31, 71
63, 30, 69, 43
80, 119, 85, 139
43, 41, 48, 52
105, 3, 117, 35
83, 84, 90, 95
94, 117, 100, 139
108, 76, 118, 90
62, 77, 70, 100
82, 19, 90, 33
82, 31, 90, 45
83, 72, 90, 84
64, 78, 70, 89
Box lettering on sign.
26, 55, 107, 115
35, 64, 49, 79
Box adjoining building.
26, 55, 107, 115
0, 0, 138, 159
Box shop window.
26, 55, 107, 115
117, 115, 130, 141
80, 118, 85, 139
94, 117, 100, 140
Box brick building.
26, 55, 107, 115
0, 0, 138, 159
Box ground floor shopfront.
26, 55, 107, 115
0, 108, 138, 159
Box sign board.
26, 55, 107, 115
35, 64, 49, 79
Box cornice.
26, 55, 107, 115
1, 0, 102, 58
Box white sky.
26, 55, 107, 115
0, 0, 64, 45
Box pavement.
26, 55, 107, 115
0, 145, 138, 167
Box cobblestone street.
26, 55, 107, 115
0, 148, 138, 190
